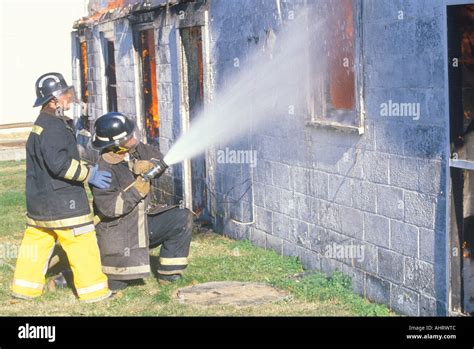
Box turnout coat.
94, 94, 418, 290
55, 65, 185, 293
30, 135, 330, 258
92, 142, 173, 280
25, 107, 93, 229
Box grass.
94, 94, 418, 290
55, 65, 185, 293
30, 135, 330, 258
0, 160, 393, 316
0, 160, 26, 238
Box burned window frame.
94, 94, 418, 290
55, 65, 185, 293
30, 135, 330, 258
75, 33, 89, 104
100, 30, 118, 113
306, 0, 364, 134
133, 21, 160, 145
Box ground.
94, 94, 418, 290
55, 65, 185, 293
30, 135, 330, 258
0, 129, 28, 161
0, 160, 394, 316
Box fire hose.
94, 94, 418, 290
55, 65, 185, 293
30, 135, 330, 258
142, 158, 169, 181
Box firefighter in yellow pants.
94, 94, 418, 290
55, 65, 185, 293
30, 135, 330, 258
12, 73, 112, 302
13, 227, 108, 301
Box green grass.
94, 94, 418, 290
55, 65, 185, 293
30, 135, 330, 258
0, 160, 394, 316
0, 160, 26, 237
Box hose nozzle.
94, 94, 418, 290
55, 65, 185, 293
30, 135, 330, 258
143, 159, 169, 181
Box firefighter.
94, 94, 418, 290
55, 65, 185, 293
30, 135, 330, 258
91, 112, 193, 291
12, 72, 112, 302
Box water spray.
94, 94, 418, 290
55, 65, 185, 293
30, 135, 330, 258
162, 12, 314, 166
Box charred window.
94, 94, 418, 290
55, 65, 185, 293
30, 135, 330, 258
180, 26, 207, 219
104, 39, 118, 112
327, 0, 355, 110
310, 0, 361, 129
79, 40, 89, 103
138, 28, 160, 144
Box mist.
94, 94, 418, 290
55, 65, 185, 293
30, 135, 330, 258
164, 12, 316, 165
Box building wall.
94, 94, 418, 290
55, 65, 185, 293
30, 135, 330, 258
72, 1, 186, 204
73, 0, 449, 315
209, 0, 448, 316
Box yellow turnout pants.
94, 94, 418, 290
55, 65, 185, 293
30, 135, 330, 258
12, 226, 110, 302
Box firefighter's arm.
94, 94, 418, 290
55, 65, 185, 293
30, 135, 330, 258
92, 178, 150, 219
40, 124, 90, 183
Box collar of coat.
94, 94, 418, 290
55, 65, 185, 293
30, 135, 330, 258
41, 107, 57, 116
102, 151, 126, 165
40, 107, 73, 122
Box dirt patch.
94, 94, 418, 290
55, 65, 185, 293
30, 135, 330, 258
175, 281, 289, 307
0, 141, 26, 148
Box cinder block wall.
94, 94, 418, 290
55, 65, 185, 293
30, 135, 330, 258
210, 0, 448, 316
73, 0, 449, 315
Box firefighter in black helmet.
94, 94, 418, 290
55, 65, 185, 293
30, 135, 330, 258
12, 73, 112, 302
91, 112, 193, 291
92, 112, 136, 153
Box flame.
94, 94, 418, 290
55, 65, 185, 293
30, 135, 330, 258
140, 29, 160, 142
107, 0, 126, 10
80, 41, 89, 102
87, 0, 126, 21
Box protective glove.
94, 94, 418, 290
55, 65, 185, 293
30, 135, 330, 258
88, 165, 112, 189
133, 177, 151, 197
132, 160, 155, 175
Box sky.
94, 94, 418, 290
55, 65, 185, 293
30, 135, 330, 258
0, 0, 88, 124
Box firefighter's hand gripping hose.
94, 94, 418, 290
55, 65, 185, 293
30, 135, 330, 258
132, 160, 155, 175
88, 165, 112, 189
133, 177, 151, 196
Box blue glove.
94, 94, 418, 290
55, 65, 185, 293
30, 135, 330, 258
88, 165, 112, 189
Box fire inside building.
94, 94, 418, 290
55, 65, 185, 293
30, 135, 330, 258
70, 0, 474, 316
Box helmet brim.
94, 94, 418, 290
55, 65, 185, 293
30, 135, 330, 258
91, 126, 135, 150
91, 135, 116, 150
33, 95, 54, 108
